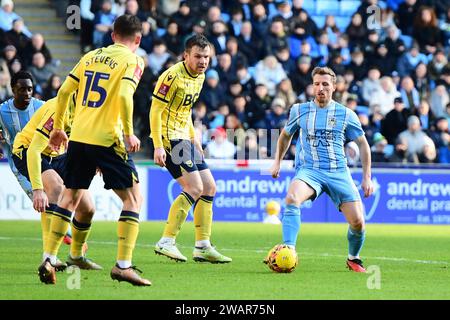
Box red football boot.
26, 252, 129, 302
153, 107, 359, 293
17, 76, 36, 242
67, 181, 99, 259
346, 258, 366, 272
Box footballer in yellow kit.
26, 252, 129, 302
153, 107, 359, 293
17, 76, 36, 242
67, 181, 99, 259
150, 34, 232, 264
150, 55, 207, 177
11, 94, 97, 276
51, 43, 143, 190
45, 14, 151, 287
12, 96, 74, 191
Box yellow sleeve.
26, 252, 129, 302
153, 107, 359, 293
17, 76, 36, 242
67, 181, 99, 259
54, 76, 78, 130
118, 56, 144, 136
27, 132, 49, 190
151, 68, 177, 104
122, 56, 144, 91
69, 61, 82, 83
149, 99, 165, 148
150, 70, 178, 148
119, 79, 136, 136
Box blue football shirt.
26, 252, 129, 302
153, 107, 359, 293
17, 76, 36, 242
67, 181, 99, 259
284, 100, 364, 172
0, 97, 45, 168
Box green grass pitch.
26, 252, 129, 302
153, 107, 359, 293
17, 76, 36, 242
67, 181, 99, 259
0, 220, 449, 300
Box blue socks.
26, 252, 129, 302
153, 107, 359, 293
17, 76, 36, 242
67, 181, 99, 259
281, 204, 301, 246
347, 227, 366, 258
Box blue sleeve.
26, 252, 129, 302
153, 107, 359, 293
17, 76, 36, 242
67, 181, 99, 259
284, 104, 300, 136
36, 99, 45, 109
345, 110, 365, 141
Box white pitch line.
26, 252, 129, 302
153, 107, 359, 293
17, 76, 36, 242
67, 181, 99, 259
1, 236, 448, 265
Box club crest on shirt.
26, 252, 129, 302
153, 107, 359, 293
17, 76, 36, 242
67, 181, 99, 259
43, 116, 54, 131
158, 83, 170, 96
327, 117, 336, 127
134, 65, 143, 80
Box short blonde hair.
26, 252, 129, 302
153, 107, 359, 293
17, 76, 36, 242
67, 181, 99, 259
311, 67, 337, 84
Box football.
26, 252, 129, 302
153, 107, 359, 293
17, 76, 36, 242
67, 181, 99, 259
265, 200, 281, 216
266, 244, 298, 273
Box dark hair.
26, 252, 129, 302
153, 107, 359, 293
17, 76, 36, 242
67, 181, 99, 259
153, 38, 165, 47
113, 14, 142, 38
11, 70, 33, 88
185, 34, 211, 52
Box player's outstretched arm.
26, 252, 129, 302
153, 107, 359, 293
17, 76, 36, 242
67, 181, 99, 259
270, 129, 293, 178
355, 135, 373, 198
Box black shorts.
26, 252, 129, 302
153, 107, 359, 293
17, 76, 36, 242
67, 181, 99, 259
164, 139, 208, 179
12, 148, 66, 182
64, 141, 139, 190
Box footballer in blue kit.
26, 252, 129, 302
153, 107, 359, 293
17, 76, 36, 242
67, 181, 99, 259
0, 72, 44, 199
270, 67, 374, 272
0, 71, 74, 251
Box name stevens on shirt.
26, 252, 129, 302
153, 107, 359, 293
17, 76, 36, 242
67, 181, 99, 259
85, 55, 118, 69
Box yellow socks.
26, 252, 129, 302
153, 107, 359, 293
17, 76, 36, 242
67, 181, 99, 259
162, 192, 195, 238
70, 218, 91, 258
193, 196, 214, 242
117, 211, 140, 262
40, 204, 55, 252
46, 206, 72, 256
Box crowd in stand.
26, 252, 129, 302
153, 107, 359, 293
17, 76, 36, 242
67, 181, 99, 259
0, 0, 62, 100
2, 0, 450, 164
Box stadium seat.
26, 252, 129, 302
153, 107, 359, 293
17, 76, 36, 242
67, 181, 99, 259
335, 16, 352, 32
248, 66, 256, 79
311, 15, 326, 29
316, 0, 340, 16
156, 28, 166, 37
339, 0, 360, 16
301, 0, 316, 15
221, 13, 230, 23
399, 34, 414, 49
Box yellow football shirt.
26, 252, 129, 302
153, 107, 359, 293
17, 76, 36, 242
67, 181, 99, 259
150, 61, 205, 148
54, 43, 144, 147
12, 96, 75, 190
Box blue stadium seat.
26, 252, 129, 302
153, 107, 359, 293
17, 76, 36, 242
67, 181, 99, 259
334, 16, 352, 32
399, 34, 413, 49
221, 13, 230, 23
301, 0, 316, 15
311, 15, 326, 29
316, 0, 340, 16
156, 28, 166, 37
248, 66, 256, 79
340, 0, 360, 16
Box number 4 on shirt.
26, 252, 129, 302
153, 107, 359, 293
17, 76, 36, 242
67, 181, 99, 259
82, 71, 110, 108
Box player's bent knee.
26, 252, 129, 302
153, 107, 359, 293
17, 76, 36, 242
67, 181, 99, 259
285, 193, 300, 206
123, 193, 141, 212
85, 207, 95, 220
350, 219, 365, 231
185, 185, 203, 200
202, 181, 216, 196
47, 183, 64, 202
